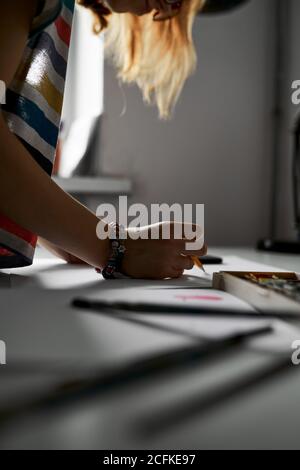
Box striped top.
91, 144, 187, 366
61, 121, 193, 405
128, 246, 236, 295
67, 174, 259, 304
0, 0, 75, 268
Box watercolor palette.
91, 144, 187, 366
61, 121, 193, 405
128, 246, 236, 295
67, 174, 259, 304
213, 271, 300, 315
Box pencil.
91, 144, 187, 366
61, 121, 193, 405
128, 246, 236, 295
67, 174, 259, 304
191, 255, 206, 273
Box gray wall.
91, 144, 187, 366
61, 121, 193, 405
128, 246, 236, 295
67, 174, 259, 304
100, 0, 276, 246
276, 0, 300, 240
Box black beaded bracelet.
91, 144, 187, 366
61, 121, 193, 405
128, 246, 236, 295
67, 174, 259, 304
96, 223, 127, 279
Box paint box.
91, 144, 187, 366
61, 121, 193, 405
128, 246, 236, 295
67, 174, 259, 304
212, 271, 300, 315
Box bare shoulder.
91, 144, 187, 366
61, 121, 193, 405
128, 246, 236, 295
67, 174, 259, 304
0, 0, 38, 84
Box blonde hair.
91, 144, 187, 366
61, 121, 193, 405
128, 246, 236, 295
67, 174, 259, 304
78, 0, 205, 118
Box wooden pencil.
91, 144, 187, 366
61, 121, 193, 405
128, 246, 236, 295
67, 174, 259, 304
191, 255, 206, 273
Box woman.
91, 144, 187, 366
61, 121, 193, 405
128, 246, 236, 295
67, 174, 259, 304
0, 0, 206, 279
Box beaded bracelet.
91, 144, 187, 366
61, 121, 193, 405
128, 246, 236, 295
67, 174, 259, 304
96, 222, 127, 279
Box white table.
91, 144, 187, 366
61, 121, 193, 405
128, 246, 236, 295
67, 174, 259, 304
1, 248, 300, 450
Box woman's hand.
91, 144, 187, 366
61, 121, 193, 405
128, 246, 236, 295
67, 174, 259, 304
121, 222, 207, 279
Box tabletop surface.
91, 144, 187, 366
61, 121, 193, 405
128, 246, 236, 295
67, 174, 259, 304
1, 247, 300, 449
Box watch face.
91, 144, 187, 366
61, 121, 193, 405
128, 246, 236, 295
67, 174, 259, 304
201, 0, 249, 14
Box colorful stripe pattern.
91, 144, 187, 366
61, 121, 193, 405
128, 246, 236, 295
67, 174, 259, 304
0, 0, 75, 268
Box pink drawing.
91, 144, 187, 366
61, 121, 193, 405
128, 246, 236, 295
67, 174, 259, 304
175, 294, 223, 302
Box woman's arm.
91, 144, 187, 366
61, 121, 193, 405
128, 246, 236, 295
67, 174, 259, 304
38, 237, 86, 264
0, 0, 110, 268
0, 0, 206, 278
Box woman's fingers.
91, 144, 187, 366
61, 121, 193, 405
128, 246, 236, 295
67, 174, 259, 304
169, 268, 184, 279
173, 254, 194, 271
171, 237, 207, 256
155, 251, 192, 278
123, 222, 207, 279
182, 244, 208, 257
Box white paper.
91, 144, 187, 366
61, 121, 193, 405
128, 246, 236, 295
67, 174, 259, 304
82, 287, 256, 312
76, 284, 272, 343
124, 312, 271, 341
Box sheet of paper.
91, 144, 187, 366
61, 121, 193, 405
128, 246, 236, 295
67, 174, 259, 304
75, 280, 274, 344
123, 312, 271, 341
76, 285, 274, 342
81, 287, 256, 313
